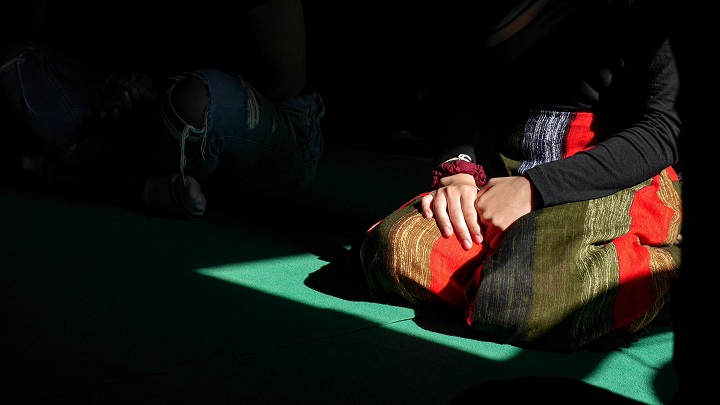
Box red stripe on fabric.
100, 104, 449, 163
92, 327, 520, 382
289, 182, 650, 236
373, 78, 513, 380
612, 175, 665, 330
612, 235, 652, 331
630, 175, 676, 245
429, 236, 486, 310
564, 112, 597, 157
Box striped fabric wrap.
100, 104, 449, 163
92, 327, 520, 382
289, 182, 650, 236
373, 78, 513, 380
361, 110, 682, 352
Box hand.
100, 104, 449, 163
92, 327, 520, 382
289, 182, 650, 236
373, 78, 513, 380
420, 173, 482, 251
180, 175, 207, 217
100, 72, 158, 124
474, 175, 538, 248
420, 174, 539, 251
143, 173, 206, 219
100, 86, 133, 122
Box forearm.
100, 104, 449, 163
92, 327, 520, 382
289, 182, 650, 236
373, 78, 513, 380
526, 127, 679, 208
527, 37, 681, 208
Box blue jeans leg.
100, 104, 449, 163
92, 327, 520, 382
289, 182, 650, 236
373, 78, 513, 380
160, 69, 326, 196
0, 45, 104, 156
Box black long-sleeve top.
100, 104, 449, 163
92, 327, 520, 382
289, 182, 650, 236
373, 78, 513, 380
422, 0, 682, 208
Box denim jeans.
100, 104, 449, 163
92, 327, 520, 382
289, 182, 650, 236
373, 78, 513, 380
0, 45, 105, 156
1, 45, 326, 196
159, 69, 326, 196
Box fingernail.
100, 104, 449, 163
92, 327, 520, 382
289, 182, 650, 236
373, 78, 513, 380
462, 239, 472, 250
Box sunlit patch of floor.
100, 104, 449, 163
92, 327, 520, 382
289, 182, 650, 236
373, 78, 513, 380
195, 254, 522, 362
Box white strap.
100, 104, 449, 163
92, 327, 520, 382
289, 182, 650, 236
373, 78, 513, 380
443, 154, 472, 164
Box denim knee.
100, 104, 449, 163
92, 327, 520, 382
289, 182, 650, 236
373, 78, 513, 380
159, 68, 325, 194
0, 46, 104, 156
160, 72, 213, 180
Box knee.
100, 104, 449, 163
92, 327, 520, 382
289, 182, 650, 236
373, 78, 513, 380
167, 74, 210, 129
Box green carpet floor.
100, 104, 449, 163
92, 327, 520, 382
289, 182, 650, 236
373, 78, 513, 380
1, 145, 677, 404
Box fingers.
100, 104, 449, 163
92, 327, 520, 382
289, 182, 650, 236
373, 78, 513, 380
115, 89, 133, 119
130, 85, 142, 102
478, 211, 498, 246
100, 89, 133, 120
100, 73, 144, 122
481, 213, 509, 251
487, 232, 504, 251
432, 192, 454, 239
420, 193, 435, 219
425, 186, 483, 250
423, 190, 453, 237
448, 190, 482, 250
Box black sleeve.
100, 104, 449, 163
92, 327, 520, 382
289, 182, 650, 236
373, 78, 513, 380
526, 34, 681, 207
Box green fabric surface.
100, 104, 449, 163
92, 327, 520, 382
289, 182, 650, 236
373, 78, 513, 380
0, 145, 677, 404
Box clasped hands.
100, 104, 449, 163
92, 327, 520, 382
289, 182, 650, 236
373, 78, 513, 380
420, 173, 538, 250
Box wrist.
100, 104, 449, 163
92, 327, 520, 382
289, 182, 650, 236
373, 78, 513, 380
439, 173, 476, 187
431, 155, 487, 189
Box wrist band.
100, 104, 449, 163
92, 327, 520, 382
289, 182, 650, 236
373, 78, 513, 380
430, 157, 487, 189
